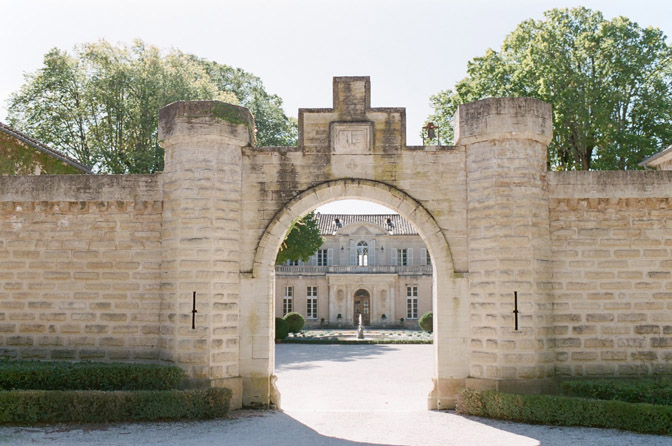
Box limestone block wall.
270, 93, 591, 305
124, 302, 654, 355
549, 171, 672, 376
457, 98, 555, 385
6, 76, 671, 410
158, 101, 251, 393
0, 175, 162, 361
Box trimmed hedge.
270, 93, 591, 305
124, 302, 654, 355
562, 379, 672, 406
457, 389, 672, 436
418, 311, 433, 333
0, 360, 183, 391
283, 312, 305, 333
275, 317, 290, 340
0, 388, 231, 425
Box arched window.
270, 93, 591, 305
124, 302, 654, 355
357, 241, 368, 266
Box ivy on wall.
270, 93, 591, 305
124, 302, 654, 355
0, 132, 82, 175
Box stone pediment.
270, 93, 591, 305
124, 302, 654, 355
342, 222, 386, 237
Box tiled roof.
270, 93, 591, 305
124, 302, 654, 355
316, 213, 418, 236
0, 122, 93, 174
639, 144, 672, 168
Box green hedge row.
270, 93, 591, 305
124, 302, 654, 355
457, 389, 672, 436
0, 388, 231, 425
0, 360, 183, 391
561, 379, 672, 406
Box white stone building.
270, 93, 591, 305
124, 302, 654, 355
275, 213, 433, 327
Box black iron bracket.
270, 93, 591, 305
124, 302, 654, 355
513, 291, 519, 331
192, 291, 197, 330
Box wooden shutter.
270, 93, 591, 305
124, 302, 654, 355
391, 248, 397, 266
349, 240, 356, 265
369, 239, 376, 266
420, 248, 427, 266
407, 248, 413, 266
327, 248, 333, 266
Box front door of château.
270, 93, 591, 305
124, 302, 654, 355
353, 289, 371, 326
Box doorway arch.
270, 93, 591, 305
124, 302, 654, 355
242, 179, 468, 410
353, 288, 371, 326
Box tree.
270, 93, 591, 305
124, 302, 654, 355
276, 212, 324, 264
193, 58, 298, 147
427, 7, 672, 170
7, 40, 298, 173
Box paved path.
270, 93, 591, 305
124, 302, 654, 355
1, 344, 670, 445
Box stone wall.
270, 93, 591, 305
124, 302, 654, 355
0, 175, 162, 361
1, 77, 671, 411
549, 171, 672, 376
458, 98, 555, 391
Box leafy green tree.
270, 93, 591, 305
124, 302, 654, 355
194, 59, 298, 147
427, 7, 672, 170
7, 40, 297, 173
276, 212, 324, 264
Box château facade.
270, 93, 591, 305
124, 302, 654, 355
275, 213, 432, 327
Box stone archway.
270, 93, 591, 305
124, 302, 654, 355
158, 76, 554, 411
243, 178, 468, 410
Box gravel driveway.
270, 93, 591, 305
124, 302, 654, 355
0, 344, 670, 445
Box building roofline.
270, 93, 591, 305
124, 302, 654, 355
316, 213, 418, 236
0, 122, 93, 174
639, 144, 672, 168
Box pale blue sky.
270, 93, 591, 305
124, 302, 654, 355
1, 0, 670, 214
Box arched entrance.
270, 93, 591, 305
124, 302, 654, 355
353, 288, 371, 326
243, 179, 469, 410
158, 77, 554, 412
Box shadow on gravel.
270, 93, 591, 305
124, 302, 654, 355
0, 411, 405, 446
276, 343, 397, 370
276, 412, 404, 446
456, 413, 671, 446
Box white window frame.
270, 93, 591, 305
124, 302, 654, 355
317, 249, 328, 266
306, 286, 318, 319
406, 285, 418, 319
283, 286, 293, 316
357, 241, 368, 266
397, 248, 408, 266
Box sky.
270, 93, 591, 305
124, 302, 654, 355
1, 0, 671, 214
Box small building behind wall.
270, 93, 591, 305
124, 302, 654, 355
275, 213, 433, 327
640, 145, 672, 170
0, 122, 92, 175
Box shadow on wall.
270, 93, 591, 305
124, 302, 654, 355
275, 344, 397, 371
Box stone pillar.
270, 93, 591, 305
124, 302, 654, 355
158, 101, 253, 408
457, 97, 554, 392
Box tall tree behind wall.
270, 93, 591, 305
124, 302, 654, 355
7, 40, 298, 173
276, 212, 324, 265
426, 7, 672, 170
194, 58, 298, 147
